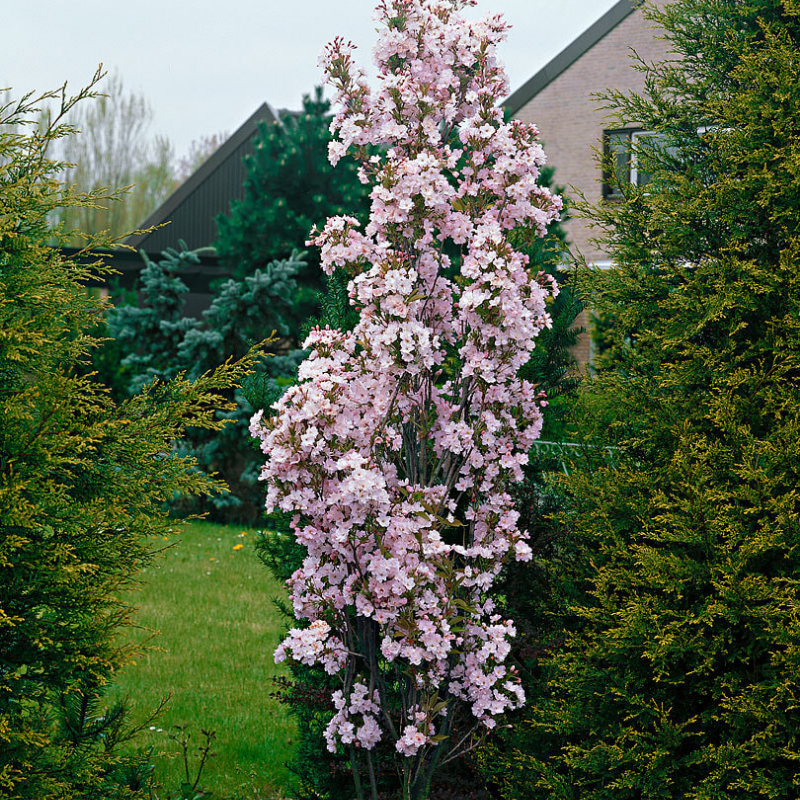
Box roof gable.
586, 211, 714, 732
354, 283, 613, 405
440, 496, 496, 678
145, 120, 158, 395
126, 102, 278, 252
503, 0, 641, 116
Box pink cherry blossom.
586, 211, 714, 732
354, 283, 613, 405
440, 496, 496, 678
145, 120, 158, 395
254, 0, 561, 796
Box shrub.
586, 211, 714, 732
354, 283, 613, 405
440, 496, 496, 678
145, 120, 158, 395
488, 1, 800, 797
0, 81, 256, 799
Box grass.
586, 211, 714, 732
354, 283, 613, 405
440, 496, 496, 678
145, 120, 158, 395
111, 520, 296, 799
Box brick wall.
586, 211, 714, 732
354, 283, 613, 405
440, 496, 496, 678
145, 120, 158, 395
515, 2, 672, 264
513, 2, 672, 369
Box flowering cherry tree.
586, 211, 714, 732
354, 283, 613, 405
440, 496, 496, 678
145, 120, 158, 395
250, 1, 561, 797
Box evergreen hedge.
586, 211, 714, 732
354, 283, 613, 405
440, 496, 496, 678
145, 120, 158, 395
481, 1, 800, 797
0, 82, 256, 799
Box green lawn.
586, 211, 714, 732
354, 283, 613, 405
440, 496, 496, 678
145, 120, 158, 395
111, 520, 296, 799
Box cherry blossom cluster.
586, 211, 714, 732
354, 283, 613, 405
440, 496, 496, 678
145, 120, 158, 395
253, 0, 561, 782
274, 619, 348, 675
397, 707, 437, 757
324, 682, 383, 753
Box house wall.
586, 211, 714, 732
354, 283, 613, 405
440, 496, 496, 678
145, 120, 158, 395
515, 1, 671, 263
513, 1, 672, 365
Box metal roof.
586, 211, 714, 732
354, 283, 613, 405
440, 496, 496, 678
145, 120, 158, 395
125, 101, 279, 252
503, 0, 642, 116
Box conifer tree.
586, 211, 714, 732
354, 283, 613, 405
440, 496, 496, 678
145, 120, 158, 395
105, 243, 207, 393
487, 2, 800, 797
214, 88, 371, 334
106, 244, 305, 520
0, 81, 256, 799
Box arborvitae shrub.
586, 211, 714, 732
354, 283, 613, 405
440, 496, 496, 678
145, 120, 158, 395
0, 82, 256, 800
483, 2, 800, 798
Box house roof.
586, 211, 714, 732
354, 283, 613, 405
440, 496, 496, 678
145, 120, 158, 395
126, 101, 279, 252
503, 0, 642, 116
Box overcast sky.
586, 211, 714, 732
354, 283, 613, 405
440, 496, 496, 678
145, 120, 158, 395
4, 0, 619, 159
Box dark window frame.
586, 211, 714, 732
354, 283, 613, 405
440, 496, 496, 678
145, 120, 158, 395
602, 128, 633, 200
602, 127, 657, 200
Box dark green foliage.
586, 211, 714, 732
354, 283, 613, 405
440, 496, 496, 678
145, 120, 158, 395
470, 173, 583, 791
110, 243, 303, 384
215, 87, 371, 333
107, 244, 305, 521
106, 243, 208, 393
180, 253, 303, 366
0, 82, 256, 799
304, 269, 362, 339
485, 2, 800, 798
513, 166, 583, 440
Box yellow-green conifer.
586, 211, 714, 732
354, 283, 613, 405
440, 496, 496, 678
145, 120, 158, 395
0, 80, 257, 799
485, 1, 800, 797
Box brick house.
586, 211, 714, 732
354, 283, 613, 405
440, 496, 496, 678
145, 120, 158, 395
504, 0, 672, 364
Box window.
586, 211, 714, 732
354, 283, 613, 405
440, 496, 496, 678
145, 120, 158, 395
603, 129, 630, 200
602, 128, 661, 199
629, 130, 659, 186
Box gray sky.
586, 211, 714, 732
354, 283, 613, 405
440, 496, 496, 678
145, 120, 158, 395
3, 0, 619, 159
